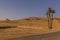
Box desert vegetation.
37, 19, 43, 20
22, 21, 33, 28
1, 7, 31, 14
46, 8, 55, 29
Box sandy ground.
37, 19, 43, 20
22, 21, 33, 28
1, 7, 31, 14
8, 31, 60, 40
0, 18, 60, 40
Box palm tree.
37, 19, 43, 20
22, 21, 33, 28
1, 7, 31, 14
46, 8, 52, 29
50, 10, 55, 29
46, 8, 55, 29
51, 10, 55, 20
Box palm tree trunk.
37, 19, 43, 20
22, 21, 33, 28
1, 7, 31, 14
49, 14, 52, 29
48, 13, 52, 29
49, 13, 53, 29
51, 13, 53, 28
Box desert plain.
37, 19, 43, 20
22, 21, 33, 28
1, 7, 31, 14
0, 17, 60, 40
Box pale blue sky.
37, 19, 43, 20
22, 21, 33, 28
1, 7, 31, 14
0, 0, 59, 20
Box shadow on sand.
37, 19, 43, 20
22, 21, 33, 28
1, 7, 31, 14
0, 26, 17, 29
7, 31, 60, 40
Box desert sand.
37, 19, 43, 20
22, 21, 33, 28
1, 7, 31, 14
0, 17, 60, 40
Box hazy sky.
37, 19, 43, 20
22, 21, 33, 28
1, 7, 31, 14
0, 0, 60, 20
